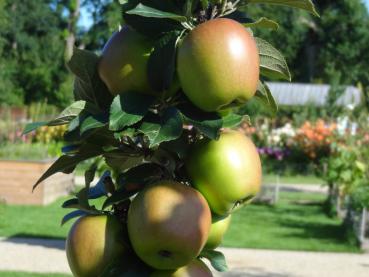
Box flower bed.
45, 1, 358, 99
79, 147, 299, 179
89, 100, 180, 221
239, 118, 338, 175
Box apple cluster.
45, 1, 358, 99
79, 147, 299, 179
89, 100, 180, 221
66, 131, 261, 277
64, 14, 263, 276
99, 18, 259, 113
24, 1, 319, 275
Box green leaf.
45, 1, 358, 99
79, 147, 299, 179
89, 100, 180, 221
102, 192, 134, 210
23, 121, 48, 135
61, 210, 89, 226
80, 114, 108, 135
23, 101, 88, 134
48, 100, 87, 125
255, 81, 278, 115
68, 113, 86, 132
104, 150, 144, 172
224, 11, 278, 30
160, 133, 191, 159
126, 3, 187, 22
244, 0, 319, 16
138, 108, 183, 147
256, 37, 291, 81
64, 127, 120, 149
200, 250, 228, 272
61, 195, 97, 213
32, 147, 102, 191
147, 31, 179, 92
67, 48, 113, 111
222, 113, 246, 128
123, 14, 182, 39
244, 17, 279, 30
67, 48, 97, 93
109, 93, 155, 131
116, 163, 164, 189
61, 198, 80, 209
84, 163, 98, 187
77, 187, 91, 210
179, 102, 222, 140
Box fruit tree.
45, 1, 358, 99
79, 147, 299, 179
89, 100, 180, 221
24, 0, 318, 276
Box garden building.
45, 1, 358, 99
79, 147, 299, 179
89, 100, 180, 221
267, 82, 362, 107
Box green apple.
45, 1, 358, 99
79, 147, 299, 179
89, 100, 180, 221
205, 215, 232, 249
177, 18, 259, 112
66, 215, 128, 277
150, 259, 213, 277
98, 26, 154, 95
186, 130, 262, 215
127, 181, 211, 270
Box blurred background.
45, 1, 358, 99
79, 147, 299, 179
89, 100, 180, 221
0, 0, 369, 276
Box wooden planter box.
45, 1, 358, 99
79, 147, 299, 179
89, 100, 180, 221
0, 159, 75, 205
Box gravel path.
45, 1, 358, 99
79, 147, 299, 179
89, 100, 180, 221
0, 237, 368, 276
215, 248, 369, 277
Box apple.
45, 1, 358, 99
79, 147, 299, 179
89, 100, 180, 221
150, 259, 213, 277
186, 130, 262, 215
205, 215, 231, 249
127, 181, 211, 270
177, 18, 259, 112
66, 215, 128, 277
98, 26, 154, 96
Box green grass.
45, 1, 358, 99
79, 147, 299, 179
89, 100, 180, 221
0, 190, 358, 253
0, 196, 104, 239
262, 173, 323, 185
0, 272, 71, 277
0, 197, 71, 239
223, 191, 359, 252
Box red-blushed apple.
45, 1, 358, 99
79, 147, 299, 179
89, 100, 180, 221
127, 181, 211, 270
177, 18, 259, 112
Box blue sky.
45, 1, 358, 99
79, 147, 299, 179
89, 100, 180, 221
78, 0, 369, 29
78, 8, 93, 29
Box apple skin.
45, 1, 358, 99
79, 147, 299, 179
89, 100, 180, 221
98, 26, 154, 96
177, 18, 259, 112
186, 130, 262, 215
205, 215, 232, 249
66, 215, 128, 277
150, 259, 213, 277
127, 181, 211, 270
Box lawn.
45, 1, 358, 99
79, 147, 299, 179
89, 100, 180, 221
223, 191, 359, 253
0, 272, 71, 277
0, 196, 104, 239
0, 190, 359, 253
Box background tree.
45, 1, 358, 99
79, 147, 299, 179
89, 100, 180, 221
81, 0, 122, 51
245, 5, 310, 81
0, 0, 22, 106
0, 0, 73, 107
247, 0, 369, 85
1, 0, 368, 108
53, 0, 82, 60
